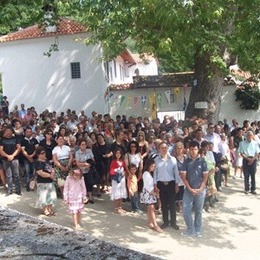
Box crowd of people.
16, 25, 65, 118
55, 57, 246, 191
0, 101, 259, 235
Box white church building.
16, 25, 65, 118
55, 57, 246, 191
0, 18, 158, 115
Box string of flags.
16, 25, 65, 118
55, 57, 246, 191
104, 85, 188, 111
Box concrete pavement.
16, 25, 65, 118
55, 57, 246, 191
1, 170, 260, 260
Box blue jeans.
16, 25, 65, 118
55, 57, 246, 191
130, 192, 140, 211
24, 159, 35, 190
183, 188, 206, 234
243, 159, 256, 192
3, 159, 21, 193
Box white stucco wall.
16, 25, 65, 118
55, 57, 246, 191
109, 87, 187, 120
109, 85, 260, 124
0, 33, 108, 115
108, 56, 158, 85
219, 85, 260, 125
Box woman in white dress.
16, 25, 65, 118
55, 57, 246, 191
110, 148, 127, 214
141, 159, 162, 233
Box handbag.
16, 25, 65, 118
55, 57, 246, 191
140, 188, 157, 204
57, 177, 65, 187
111, 169, 123, 183
29, 179, 36, 191
85, 166, 100, 186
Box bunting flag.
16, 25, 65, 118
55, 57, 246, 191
141, 96, 147, 108
183, 83, 188, 111
174, 87, 180, 96
157, 93, 162, 108
119, 96, 125, 106
149, 93, 157, 119
149, 93, 154, 109
133, 96, 138, 107
125, 96, 131, 108
165, 90, 171, 103
106, 93, 114, 102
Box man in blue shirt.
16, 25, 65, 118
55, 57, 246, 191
154, 141, 181, 230
180, 141, 208, 237
238, 130, 260, 194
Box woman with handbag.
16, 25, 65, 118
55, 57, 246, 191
75, 138, 95, 204
141, 159, 162, 232
35, 146, 57, 216
52, 135, 73, 198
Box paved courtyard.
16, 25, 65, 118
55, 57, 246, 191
1, 170, 260, 260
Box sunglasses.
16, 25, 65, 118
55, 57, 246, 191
130, 145, 137, 148
47, 133, 53, 135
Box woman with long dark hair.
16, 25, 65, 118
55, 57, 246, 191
92, 133, 113, 194
141, 159, 162, 232
110, 148, 127, 214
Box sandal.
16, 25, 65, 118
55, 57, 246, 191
50, 211, 56, 216
118, 208, 126, 214
146, 224, 155, 230
153, 226, 163, 233
114, 208, 121, 214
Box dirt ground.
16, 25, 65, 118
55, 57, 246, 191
1, 169, 260, 260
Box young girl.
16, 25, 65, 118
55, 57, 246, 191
127, 164, 142, 213
63, 168, 87, 230
141, 159, 162, 233
110, 148, 127, 214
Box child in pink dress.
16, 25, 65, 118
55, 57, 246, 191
63, 169, 87, 230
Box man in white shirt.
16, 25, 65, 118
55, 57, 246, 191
154, 141, 181, 230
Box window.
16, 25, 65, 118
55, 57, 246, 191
70, 62, 81, 79
120, 65, 124, 80
114, 60, 117, 78
109, 66, 113, 81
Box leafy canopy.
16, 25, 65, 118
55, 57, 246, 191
0, 0, 259, 73
72, 0, 260, 73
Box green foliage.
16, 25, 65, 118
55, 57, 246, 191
43, 43, 59, 57
68, 0, 260, 73
0, 0, 43, 34
1, 0, 259, 73
235, 76, 260, 110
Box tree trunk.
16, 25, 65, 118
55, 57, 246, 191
185, 51, 224, 124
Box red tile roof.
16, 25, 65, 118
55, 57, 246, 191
0, 18, 87, 43
120, 49, 136, 64
109, 83, 134, 90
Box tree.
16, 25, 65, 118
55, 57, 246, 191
1, 1, 259, 122
74, 0, 260, 122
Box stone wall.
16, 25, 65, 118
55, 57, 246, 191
0, 207, 161, 260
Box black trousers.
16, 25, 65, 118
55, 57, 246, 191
157, 181, 176, 225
